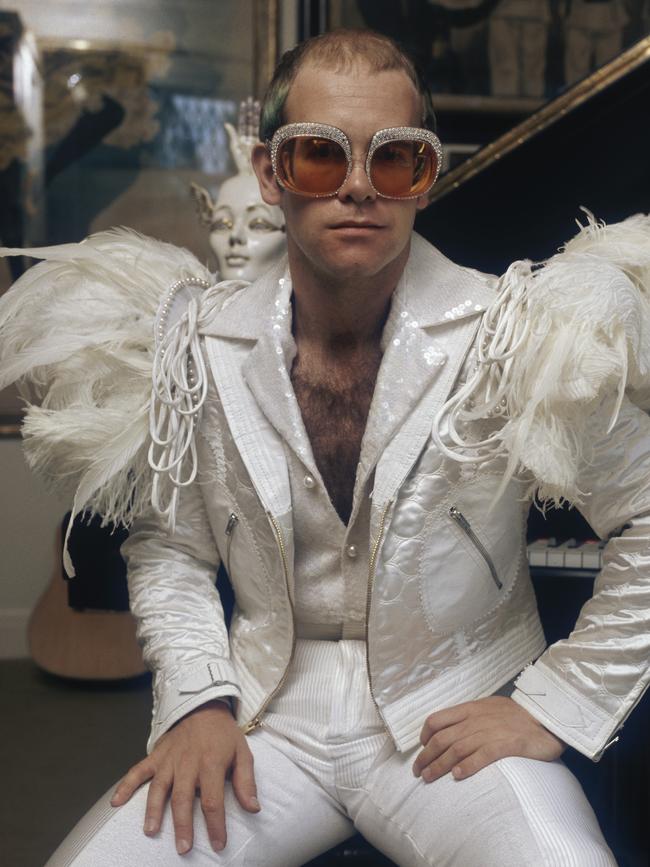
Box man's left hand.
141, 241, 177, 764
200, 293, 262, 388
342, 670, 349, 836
413, 696, 565, 783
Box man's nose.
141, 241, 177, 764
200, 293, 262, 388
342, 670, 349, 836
337, 157, 376, 204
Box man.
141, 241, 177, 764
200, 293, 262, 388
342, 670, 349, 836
36, 29, 650, 867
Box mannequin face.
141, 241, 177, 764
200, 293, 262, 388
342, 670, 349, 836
209, 174, 286, 281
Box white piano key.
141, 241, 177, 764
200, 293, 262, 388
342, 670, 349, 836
527, 539, 550, 567
580, 541, 602, 570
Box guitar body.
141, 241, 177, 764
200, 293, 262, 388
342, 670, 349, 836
27, 519, 146, 680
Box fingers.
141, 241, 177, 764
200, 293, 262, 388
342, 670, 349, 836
111, 757, 185, 851
170, 774, 198, 855
450, 741, 515, 780
198, 762, 227, 852
143, 772, 173, 837
412, 722, 471, 777
414, 732, 498, 783
133, 758, 232, 856
419, 702, 471, 746
413, 697, 567, 786
109, 711, 262, 856
231, 742, 261, 814
111, 758, 155, 806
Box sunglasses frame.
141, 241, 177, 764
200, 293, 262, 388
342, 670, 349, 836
268, 122, 443, 200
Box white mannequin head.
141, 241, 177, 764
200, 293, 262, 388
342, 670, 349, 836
208, 173, 285, 281
191, 98, 286, 281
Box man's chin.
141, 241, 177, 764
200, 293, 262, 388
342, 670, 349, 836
317, 257, 392, 283
326, 237, 407, 272
288, 230, 412, 284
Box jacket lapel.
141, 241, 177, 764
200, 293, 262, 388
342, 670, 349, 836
200, 260, 297, 519
241, 331, 316, 474
367, 233, 495, 507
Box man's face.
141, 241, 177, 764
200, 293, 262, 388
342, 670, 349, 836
253, 62, 429, 285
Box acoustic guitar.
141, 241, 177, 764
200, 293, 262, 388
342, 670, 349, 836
28, 514, 146, 680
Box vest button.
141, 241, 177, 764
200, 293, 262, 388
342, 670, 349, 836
346, 544, 358, 559
303, 474, 315, 489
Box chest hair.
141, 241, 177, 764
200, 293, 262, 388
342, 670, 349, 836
291, 347, 382, 525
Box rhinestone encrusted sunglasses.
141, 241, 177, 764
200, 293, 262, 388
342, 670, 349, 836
268, 123, 443, 200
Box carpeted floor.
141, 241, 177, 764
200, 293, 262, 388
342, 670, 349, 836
1, 659, 152, 867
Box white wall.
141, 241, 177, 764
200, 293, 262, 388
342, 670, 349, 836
0, 438, 66, 657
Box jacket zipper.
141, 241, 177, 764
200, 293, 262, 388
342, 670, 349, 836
448, 506, 503, 589
241, 511, 296, 735
364, 500, 393, 734
224, 512, 239, 576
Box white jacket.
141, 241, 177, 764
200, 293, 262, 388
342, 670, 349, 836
119, 232, 650, 760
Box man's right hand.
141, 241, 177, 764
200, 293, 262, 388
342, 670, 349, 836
110, 700, 260, 855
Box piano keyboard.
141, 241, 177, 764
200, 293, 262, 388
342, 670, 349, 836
527, 538, 605, 571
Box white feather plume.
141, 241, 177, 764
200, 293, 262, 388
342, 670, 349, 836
433, 212, 650, 507
0, 228, 238, 541
4, 214, 649, 559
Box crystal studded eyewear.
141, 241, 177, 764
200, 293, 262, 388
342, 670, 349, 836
269, 123, 443, 200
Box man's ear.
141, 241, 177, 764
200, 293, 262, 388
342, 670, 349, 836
252, 142, 282, 206
415, 191, 432, 212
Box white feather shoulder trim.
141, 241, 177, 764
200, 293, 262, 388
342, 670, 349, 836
0, 228, 246, 572
433, 212, 650, 507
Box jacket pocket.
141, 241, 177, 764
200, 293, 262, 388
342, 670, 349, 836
418, 475, 525, 634
219, 508, 274, 626
448, 506, 503, 590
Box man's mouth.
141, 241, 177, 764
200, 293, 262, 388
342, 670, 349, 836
330, 221, 384, 230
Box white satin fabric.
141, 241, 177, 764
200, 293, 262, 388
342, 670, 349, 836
121, 234, 650, 761
46, 641, 616, 867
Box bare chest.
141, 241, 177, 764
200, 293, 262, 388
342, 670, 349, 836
291, 350, 381, 525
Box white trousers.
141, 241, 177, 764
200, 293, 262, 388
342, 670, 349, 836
47, 640, 617, 866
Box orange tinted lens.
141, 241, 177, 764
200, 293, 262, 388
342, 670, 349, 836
370, 139, 438, 197
277, 136, 348, 195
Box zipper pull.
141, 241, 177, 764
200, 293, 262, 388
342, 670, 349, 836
449, 505, 503, 590
242, 716, 263, 735
449, 505, 471, 531
224, 513, 239, 577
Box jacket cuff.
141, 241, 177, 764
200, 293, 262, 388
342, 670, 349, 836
511, 661, 620, 761
148, 658, 241, 753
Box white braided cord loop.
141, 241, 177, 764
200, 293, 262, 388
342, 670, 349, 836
148, 276, 211, 527
432, 263, 531, 464
432, 212, 650, 510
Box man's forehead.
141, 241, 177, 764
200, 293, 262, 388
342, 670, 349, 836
283, 61, 422, 128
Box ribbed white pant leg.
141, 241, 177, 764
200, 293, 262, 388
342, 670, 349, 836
45, 731, 353, 867
497, 756, 618, 867
348, 749, 617, 867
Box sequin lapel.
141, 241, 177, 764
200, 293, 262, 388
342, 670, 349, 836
362, 234, 495, 508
